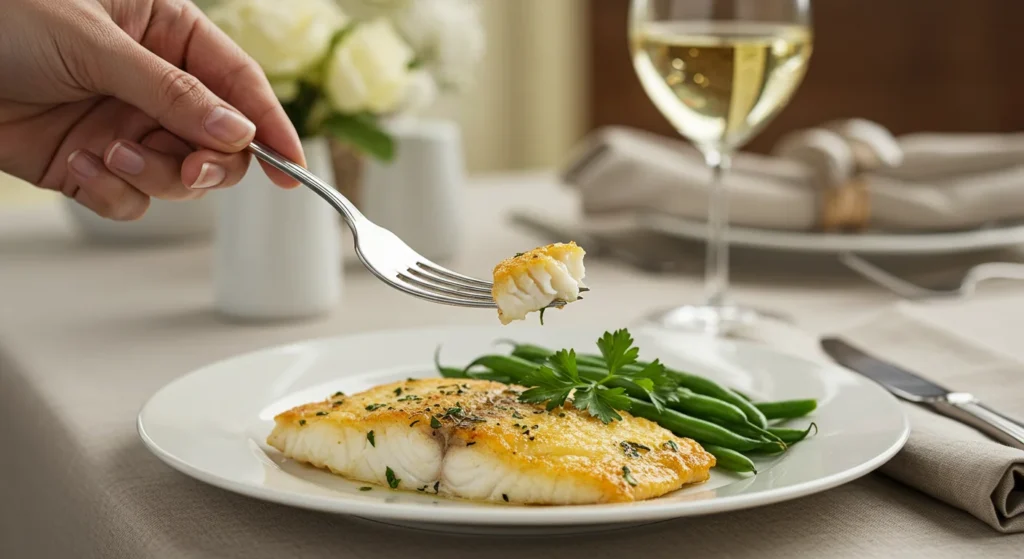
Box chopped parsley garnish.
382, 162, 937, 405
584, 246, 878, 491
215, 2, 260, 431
315, 411, 328, 416
367, 431, 375, 447
332, 400, 344, 407
622, 466, 638, 487
397, 394, 422, 401
514, 252, 525, 258
409, 420, 421, 427
332, 391, 345, 397
466, 442, 476, 446
511, 411, 524, 419
662, 440, 679, 452
365, 403, 385, 411
502, 494, 509, 502
393, 387, 403, 397
620, 441, 651, 458
385, 467, 400, 489
433, 481, 440, 493
430, 416, 442, 429
298, 419, 306, 426
558, 413, 566, 417
359, 486, 372, 491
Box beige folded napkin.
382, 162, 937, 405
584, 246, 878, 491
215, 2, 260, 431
755, 304, 1024, 533
561, 124, 1024, 233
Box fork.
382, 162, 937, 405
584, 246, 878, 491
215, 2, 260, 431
839, 252, 1024, 300
248, 141, 569, 309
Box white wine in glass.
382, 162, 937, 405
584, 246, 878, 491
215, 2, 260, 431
629, 0, 813, 333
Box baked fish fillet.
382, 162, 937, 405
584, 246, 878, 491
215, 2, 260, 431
492, 242, 587, 325
267, 378, 714, 504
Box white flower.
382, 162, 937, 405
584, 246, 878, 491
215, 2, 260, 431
392, 0, 485, 90
209, 0, 348, 79
397, 69, 438, 115
323, 19, 414, 114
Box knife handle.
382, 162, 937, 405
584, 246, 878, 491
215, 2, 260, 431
930, 394, 1024, 450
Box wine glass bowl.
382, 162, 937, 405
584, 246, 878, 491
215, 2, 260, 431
628, 0, 813, 334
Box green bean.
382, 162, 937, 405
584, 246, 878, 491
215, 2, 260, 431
732, 389, 754, 401
755, 399, 818, 420
768, 423, 817, 444
434, 347, 469, 379
669, 389, 749, 425
717, 420, 785, 445
662, 368, 769, 429
463, 354, 539, 377
507, 344, 555, 364
627, 400, 784, 453
507, 343, 770, 428
703, 444, 757, 474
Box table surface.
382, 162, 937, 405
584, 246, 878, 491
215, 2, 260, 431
1, 174, 1022, 558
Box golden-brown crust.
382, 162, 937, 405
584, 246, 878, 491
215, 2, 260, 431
272, 377, 714, 503
491, 242, 583, 284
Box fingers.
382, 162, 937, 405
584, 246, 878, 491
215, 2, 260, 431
85, 22, 257, 156
66, 150, 149, 221
181, 149, 251, 191
100, 136, 250, 198
168, 3, 304, 187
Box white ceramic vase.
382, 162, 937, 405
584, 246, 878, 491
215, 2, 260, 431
213, 137, 342, 321
64, 195, 216, 245
361, 118, 464, 261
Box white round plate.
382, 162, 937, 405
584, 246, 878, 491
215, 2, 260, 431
138, 326, 909, 535
642, 212, 1024, 255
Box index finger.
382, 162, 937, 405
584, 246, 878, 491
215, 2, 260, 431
176, 3, 305, 187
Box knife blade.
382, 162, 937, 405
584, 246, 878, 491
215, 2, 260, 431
821, 337, 1024, 449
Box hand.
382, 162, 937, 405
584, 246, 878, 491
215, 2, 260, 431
0, 0, 304, 220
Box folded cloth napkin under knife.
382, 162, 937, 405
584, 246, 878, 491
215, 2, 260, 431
561, 122, 1024, 233
755, 303, 1024, 533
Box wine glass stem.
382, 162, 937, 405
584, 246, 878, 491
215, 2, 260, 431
704, 149, 732, 308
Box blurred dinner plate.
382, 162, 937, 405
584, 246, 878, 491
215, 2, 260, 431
138, 326, 908, 535
643, 212, 1024, 255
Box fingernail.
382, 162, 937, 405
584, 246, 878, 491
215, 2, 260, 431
105, 142, 145, 175
189, 162, 226, 189
68, 150, 99, 179
204, 107, 255, 147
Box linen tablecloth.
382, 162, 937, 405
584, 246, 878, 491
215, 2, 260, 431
2, 174, 1023, 558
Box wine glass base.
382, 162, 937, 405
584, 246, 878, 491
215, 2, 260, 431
644, 304, 763, 336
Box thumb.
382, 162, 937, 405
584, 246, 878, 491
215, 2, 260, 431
89, 34, 256, 154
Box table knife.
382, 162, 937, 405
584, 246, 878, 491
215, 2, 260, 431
821, 337, 1024, 450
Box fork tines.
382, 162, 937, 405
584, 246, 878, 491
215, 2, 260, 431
395, 262, 585, 309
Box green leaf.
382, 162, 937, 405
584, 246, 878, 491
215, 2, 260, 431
385, 466, 400, 489
547, 349, 582, 383
622, 466, 639, 487
624, 359, 675, 413
519, 385, 573, 411
320, 113, 396, 161
366, 430, 375, 447
572, 386, 629, 424
597, 329, 640, 376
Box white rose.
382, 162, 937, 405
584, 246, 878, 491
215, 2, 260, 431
323, 19, 414, 114
397, 69, 438, 115
209, 0, 348, 79
393, 0, 485, 90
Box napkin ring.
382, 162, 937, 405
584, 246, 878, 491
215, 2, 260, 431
819, 178, 871, 232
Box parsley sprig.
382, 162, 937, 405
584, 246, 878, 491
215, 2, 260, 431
517, 329, 673, 423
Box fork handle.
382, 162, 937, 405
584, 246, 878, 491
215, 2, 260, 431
930, 395, 1024, 450
247, 141, 365, 227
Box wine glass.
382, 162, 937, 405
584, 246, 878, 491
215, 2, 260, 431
629, 0, 813, 334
